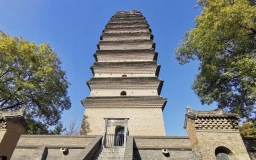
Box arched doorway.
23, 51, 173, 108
215, 146, 232, 160
115, 126, 124, 146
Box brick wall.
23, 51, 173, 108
133, 136, 191, 149
133, 136, 196, 160
185, 118, 198, 147
96, 54, 154, 62
12, 135, 95, 159
15, 135, 94, 147
243, 138, 256, 160
133, 150, 195, 160
0, 129, 6, 142
0, 120, 26, 160
90, 89, 158, 96
98, 42, 153, 50
84, 108, 166, 136
195, 131, 251, 159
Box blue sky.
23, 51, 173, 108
0, 0, 216, 136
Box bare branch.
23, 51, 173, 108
64, 118, 80, 135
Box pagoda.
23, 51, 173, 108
81, 10, 167, 137
5, 10, 254, 160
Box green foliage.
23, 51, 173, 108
26, 118, 49, 135
26, 119, 66, 135
239, 121, 256, 137
80, 115, 90, 135
49, 122, 66, 135
175, 0, 256, 119
0, 31, 71, 132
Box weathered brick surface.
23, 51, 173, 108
33, 147, 48, 160
194, 131, 250, 160
102, 33, 151, 41
185, 119, 198, 147
15, 135, 95, 147
90, 89, 158, 97
98, 42, 154, 50
46, 148, 84, 160
12, 135, 95, 159
248, 152, 256, 160
104, 27, 150, 34
184, 107, 251, 159
76, 135, 102, 160
134, 136, 191, 149
84, 108, 166, 136
132, 136, 196, 159
12, 147, 47, 160
133, 149, 195, 160
96, 53, 155, 62
0, 129, 6, 142
0, 121, 26, 160
243, 138, 256, 160
11, 148, 88, 160
11, 148, 36, 160
124, 136, 134, 160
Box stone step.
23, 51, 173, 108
100, 152, 124, 155
102, 149, 125, 152
97, 158, 124, 160
101, 151, 125, 154
93, 147, 125, 160
99, 154, 124, 157
102, 148, 125, 151
102, 149, 125, 151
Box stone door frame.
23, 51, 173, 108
102, 118, 129, 148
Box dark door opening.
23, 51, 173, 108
215, 146, 231, 160
115, 127, 124, 146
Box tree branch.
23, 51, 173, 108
1, 101, 24, 110
0, 67, 11, 78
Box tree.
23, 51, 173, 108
0, 31, 71, 132
239, 121, 256, 137
26, 118, 49, 135
64, 118, 79, 135
49, 122, 66, 135
175, 0, 256, 119
80, 115, 90, 135
26, 119, 66, 135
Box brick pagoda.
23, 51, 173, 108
6, 10, 254, 160
81, 10, 167, 136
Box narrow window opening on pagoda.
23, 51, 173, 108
122, 75, 127, 77
152, 43, 156, 50
150, 34, 154, 40
120, 91, 127, 96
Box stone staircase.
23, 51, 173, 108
92, 147, 125, 160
